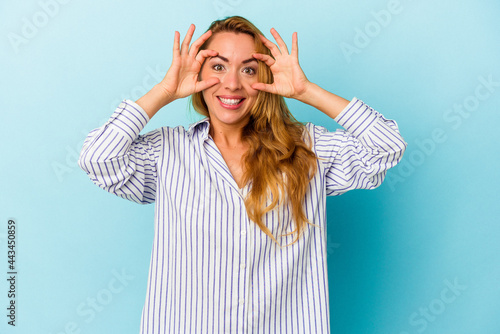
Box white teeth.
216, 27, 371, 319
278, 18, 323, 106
219, 97, 242, 105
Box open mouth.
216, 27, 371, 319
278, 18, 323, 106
217, 96, 245, 107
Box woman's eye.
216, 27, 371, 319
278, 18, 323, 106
243, 67, 256, 75
213, 64, 224, 71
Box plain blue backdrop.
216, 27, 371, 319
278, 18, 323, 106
1, 0, 499, 333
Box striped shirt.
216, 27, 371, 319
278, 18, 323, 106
78, 97, 406, 334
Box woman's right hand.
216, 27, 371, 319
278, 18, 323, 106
136, 25, 219, 118
157, 24, 219, 102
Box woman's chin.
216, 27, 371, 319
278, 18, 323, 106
209, 109, 251, 128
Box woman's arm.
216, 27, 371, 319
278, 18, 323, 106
78, 101, 161, 204
252, 28, 406, 194
79, 25, 219, 202
296, 82, 350, 119
311, 98, 407, 195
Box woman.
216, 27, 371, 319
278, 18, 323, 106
79, 16, 406, 334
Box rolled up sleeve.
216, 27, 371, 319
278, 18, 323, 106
78, 100, 162, 204
311, 97, 407, 196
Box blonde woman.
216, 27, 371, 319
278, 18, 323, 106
79, 16, 406, 334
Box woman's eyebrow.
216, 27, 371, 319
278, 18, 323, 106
242, 58, 258, 64
209, 55, 258, 64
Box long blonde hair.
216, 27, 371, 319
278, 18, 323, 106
191, 16, 318, 247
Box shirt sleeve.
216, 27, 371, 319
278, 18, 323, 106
78, 100, 162, 204
311, 97, 407, 196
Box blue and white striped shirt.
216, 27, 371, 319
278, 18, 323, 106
78, 97, 406, 334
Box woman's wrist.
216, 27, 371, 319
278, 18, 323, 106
294, 81, 318, 105
136, 85, 176, 119
296, 82, 350, 120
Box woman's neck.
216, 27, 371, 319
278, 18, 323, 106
209, 119, 248, 149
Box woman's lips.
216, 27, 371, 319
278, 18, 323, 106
217, 96, 246, 109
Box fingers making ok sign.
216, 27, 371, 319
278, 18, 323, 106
252, 28, 311, 100
158, 24, 220, 101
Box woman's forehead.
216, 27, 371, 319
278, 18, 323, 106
206, 32, 256, 54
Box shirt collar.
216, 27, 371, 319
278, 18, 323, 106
188, 117, 211, 140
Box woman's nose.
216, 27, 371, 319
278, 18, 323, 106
222, 69, 242, 90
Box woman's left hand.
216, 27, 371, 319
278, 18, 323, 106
252, 28, 311, 100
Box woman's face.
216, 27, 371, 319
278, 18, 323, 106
200, 32, 260, 131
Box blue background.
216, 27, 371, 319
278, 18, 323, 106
1, 0, 499, 333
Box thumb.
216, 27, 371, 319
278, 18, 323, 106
252, 82, 276, 94
195, 77, 220, 92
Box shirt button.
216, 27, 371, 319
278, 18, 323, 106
239, 299, 245, 305
240, 264, 246, 269
241, 230, 247, 235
